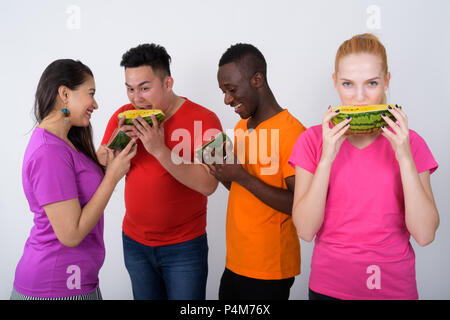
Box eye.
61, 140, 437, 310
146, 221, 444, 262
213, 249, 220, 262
342, 81, 352, 87
127, 87, 134, 93
368, 81, 378, 86
141, 87, 149, 92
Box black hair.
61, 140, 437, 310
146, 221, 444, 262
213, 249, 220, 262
34, 59, 104, 171
120, 43, 171, 78
219, 43, 267, 81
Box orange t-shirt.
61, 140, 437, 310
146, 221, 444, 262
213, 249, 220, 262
101, 98, 222, 246
226, 110, 306, 279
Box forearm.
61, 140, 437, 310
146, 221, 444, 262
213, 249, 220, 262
155, 147, 219, 196
399, 158, 439, 246
292, 161, 332, 242
236, 170, 293, 215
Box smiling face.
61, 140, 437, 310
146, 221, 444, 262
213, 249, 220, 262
65, 75, 97, 127
217, 62, 258, 119
333, 53, 390, 106
125, 65, 172, 111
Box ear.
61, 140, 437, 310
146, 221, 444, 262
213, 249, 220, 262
164, 76, 174, 91
250, 72, 265, 89
57, 85, 70, 105
384, 72, 391, 91
332, 73, 338, 89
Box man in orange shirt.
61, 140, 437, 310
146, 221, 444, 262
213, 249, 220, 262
208, 43, 306, 299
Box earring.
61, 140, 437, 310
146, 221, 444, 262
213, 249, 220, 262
62, 104, 70, 123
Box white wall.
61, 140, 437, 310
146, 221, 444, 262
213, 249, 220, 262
1, 0, 449, 300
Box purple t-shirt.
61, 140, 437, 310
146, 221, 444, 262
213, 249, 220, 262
14, 127, 105, 298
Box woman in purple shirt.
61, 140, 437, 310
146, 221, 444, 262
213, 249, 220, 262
11, 59, 137, 300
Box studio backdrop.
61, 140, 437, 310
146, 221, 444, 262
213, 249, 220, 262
1, 0, 449, 299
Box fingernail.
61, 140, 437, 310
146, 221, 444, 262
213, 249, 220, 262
382, 112, 386, 117
388, 105, 392, 109
395, 104, 399, 108
335, 109, 340, 113
346, 115, 351, 119
381, 125, 385, 128
328, 105, 331, 110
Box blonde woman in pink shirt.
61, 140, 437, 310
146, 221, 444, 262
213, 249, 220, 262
289, 33, 439, 300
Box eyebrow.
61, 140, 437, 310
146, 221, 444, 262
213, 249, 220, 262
125, 81, 151, 87
340, 77, 381, 81
89, 88, 96, 92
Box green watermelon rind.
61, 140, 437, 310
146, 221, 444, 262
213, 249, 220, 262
122, 112, 166, 126
331, 106, 401, 134
107, 130, 131, 150
195, 132, 231, 162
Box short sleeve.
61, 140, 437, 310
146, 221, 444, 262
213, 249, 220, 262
288, 126, 322, 174
281, 124, 307, 179
26, 145, 78, 207
409, 130, 438, 175
194, 111, 223, 150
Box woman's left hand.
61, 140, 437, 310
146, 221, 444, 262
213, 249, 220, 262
381, 105, 413, 163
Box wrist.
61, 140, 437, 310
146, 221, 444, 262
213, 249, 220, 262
234, 166, 249, 186
318, 157, 334, 169
153, 146, 170, 162
104, 170, 119, 186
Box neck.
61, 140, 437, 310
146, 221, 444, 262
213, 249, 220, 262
160, 92, 185, 119
38, 111, 71, 141
248, 89, 283, 129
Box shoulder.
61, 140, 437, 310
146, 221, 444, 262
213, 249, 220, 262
24, 140, 74, 175
280, 110, 307, 134
300, 124, 322, 141
183, 98, 216, 116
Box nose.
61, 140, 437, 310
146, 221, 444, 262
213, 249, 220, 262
93, 99, 99, 110
224, 92, 234, 106
355, 85, 366, 103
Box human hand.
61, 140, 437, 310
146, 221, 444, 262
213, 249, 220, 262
105, 139, 137, 184
320, 107, 351, 164
132, 114, 166, 158
205, 141, 246, 183
118, 115, 138, 139
381, 105, 412, 163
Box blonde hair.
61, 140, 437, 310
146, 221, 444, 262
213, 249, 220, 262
335, 33, 388, 104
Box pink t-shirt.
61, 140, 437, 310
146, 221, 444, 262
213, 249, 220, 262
289, 125, 438, 300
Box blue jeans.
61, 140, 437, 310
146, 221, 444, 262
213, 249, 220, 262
122, 232, 208, 300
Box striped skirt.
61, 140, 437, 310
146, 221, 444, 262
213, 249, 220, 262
10, 287, 102, 300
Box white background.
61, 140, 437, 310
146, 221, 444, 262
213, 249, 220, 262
1, 0, 449, 299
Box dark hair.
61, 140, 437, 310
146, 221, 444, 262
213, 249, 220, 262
120, 43, 171, 78
219, 43, 267, 81
34, 59, 104, 171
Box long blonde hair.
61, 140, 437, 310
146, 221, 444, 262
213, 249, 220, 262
335, 33, 389, 104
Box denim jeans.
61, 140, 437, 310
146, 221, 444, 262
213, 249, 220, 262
122, 232, 208, 300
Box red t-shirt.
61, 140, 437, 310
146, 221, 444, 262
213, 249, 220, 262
101, 98, 222, 246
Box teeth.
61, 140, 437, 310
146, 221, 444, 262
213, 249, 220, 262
234, 103, 242, 110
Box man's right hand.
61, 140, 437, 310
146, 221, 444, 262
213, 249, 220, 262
118, 115, 137, 139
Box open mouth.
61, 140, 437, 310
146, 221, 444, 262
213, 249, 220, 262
234, 103, 243, 113
86, 109, 93, 118
136, 105, 153, 109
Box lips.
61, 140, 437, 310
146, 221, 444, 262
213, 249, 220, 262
233, 103, 243, 113
136, 105, 153, 109
86, 109, 93, 118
